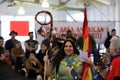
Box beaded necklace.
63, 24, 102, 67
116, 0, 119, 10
65, 55, 75, 67
61, 54, 82, 69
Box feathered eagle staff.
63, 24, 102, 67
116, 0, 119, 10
35, 11, 53, 80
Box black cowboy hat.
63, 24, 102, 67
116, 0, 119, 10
9, 30, 18, 36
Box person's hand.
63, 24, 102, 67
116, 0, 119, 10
107, 28, 109, 32
36, 69, 40, 73
20, 54, 24, 57
85, 57, 93, 66
43, 55, 49, 62
66, 66, 72, 72
29, 47, 33, 51
51, 47, 55, 52
1, 54, 5, 60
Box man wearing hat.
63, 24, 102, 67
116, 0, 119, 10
5, 30, 19, 53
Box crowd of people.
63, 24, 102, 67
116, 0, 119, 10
0, 28, 120, 80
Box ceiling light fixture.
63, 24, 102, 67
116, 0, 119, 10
17, 6, 25, 15
41, 0, 49, 8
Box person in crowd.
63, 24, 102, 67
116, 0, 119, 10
51, 33, 60, 48
101, 53, 111, 66
44, 39, 94, 80
5, 31, 19, 53
77, 34, 97, 50
2, 49, 12, 65
95, 52, 111, 72
37, 42, 48, 66
60, 33, 66, 40
66, 30, 76, 41
104, 29, 119, 53
0, 36, 4, 47
11, 41, 25, 71
24, 32, 39, 58
42, 32, 62, 60
106, 37, 120, 80
94, 66, 109, 80
42, 32, 51, 48
106, 28, 110, 37
50, 46, 60, 61
24, 53, 43, 80
0, 46, 5, 61
76, 34, 100, 65
0, 36, 12, 64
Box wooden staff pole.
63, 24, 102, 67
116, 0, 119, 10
44, 50, 48, 80
35, 10, 53, 80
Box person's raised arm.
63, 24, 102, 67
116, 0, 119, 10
43, 55, 52, 76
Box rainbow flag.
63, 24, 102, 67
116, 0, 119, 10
82, 5, 93, 80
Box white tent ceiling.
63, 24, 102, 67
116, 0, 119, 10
0, 0, 114, 19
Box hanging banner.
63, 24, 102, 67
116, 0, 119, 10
35, 21, 115, 44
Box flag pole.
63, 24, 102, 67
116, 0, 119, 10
82, 4, 93, 80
